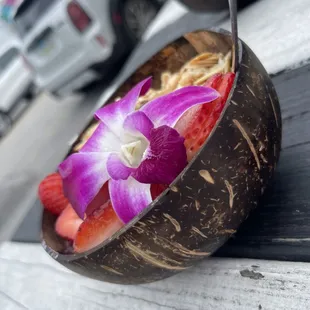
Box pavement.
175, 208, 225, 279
0, 0, 228, 242
0, 85, 106, 241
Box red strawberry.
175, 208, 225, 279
55, 205, 83, 240
175, 73, 235, 160
151, 184, 168, 200
85, 182, 110, 216
38, 173, 70, 215
74, 201, 123, 253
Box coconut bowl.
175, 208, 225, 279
41, 28, 281, 284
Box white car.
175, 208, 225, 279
0, 24, 33, 136
12, 0, 162, 97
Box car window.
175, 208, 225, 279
0, 48, 19, 73
14, 0, 56, 37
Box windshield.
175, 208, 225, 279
13, 0, 56, 37
0, 48, 19, 74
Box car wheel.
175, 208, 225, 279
122, 0, 160, 40
49, 91, 62, 100
0, 112, 12, 137
24, 90, 35, 101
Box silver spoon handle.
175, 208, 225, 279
228, 0, 239, 72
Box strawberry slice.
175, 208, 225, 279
85, 182, 110, 216
38, 173, 70, 215
175, 73, 235, 160
55, 205, 83, 240
151, 184, 168, 200
74, 201, 123, 253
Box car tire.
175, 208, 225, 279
24, 89, 35, 101
121, 0, 161, 41
77, 81, 99, 94
49, 91, 63, 100
0, 112, 12, 138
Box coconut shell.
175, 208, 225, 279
41, 29, 281, 284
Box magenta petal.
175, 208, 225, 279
123, 111, 154, 139
95, 77, 152, 134
141, 86, 219, 127
81, 123, 121, 153
109, 177, 152, 224
58, 153, 110, 219
133, 125, 187, 184
106, 153, 135, 180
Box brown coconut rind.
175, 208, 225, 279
41, 29, 281, 284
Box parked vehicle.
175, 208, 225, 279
0, 24, 34, 137
12, 0, 163, 97
177, 0, 257, 11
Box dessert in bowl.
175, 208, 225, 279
40, 29, 281, 284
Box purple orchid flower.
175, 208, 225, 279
58, 77, 219, 223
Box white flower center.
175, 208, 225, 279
121, 139, 147, 168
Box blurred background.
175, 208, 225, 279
0, 0, 256, 242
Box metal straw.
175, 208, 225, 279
228, 0, 239, 72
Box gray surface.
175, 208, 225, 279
13, 200, 41, 243
1, 242, 310, 310
0, 173, 37, 242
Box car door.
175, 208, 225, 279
0, 47, 31, 112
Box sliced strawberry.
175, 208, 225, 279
74, 201, 123, 253
38, 173, 69, 215
204, 73, 224, 88
85, 182, 110, 216
151, 184, 168, 200
175, 72, 235, 160
55, 205, 83, 240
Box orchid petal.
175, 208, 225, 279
141, 86, 219, 127
133, 125, 187, 184
123, 111, 154, 140
81, 123, 121, 153
95, 77, 152, 134
109, 177, 152, 224
58, 153, 110, 219
106, 153, 135, 180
